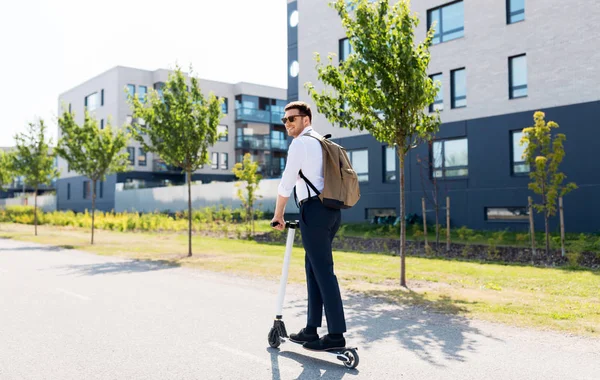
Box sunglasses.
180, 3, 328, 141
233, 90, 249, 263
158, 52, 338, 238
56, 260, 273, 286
281, 114, 307, 124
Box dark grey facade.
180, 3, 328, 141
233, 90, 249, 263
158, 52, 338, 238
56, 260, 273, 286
334, 100, 600, 233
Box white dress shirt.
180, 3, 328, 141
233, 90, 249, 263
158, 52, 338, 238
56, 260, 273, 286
277, 126, 324, 202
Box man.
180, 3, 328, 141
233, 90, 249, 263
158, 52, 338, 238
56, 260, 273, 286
271, 101, 347, 351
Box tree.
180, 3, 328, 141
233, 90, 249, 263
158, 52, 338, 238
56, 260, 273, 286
11, 120, 59, 236
232, 153, 263, 237
0, 151, 15, 192
520, 111, 577, 255
305, 0, 441, 287
56, 110, 130, 244
416, 142, 448, 250
128, 66, 223, 257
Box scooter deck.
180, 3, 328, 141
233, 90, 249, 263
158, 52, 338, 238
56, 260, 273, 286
287, 338, 356, 353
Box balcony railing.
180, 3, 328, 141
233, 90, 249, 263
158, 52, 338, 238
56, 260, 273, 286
271, 111, 285, 125
235, 107, 271, 123
236, 136, 288, 151
153, 159, 182, 173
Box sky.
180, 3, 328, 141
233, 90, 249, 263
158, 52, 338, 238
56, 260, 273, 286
0, 0, 287, 147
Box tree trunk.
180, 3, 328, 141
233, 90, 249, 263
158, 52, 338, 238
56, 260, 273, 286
545, 211, 550, 255
399, 150, 407, 288
91, 180, 96, 245
34, 186, 38, 236
187, 170, 192, 257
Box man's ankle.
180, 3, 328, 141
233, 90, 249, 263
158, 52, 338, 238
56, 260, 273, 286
328, 333, 344, 340
304, 326, 317, 335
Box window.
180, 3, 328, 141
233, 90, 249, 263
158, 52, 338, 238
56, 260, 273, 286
67, 183, 71, 200
85, 92, 100, 111
138, 148, 147, 166
486, 207, 528, 221
366, 208, 397, 220
511, 130, 529, 174
127, 84, 135, 99
220, 153, 228, 170
509, 54, 527, 99
127, 147, 135, 165
290, 10, 299, 27
217, 125, 228, 142
83, 181, 91, 199
221, 97, 228, 114
429, 73, 443, 112
100, 119, 104, 130
290, 61, 299, 77
138, 85, 147, 103
427, 1, 464, 45
384, 146, 396, 183
212, 152, 218, 169
348, 149, 368, 182
433, 138, 468, 178
101, 89, 104, 106
451, 68, 466, 108
68, 103, 72, 113
507, 0, 525, 24
339, 38, 353, 62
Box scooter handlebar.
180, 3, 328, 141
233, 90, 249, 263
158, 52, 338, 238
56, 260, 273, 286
270, 220, 299, 229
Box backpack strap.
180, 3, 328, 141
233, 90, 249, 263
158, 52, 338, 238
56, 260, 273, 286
295, 132, 329, 201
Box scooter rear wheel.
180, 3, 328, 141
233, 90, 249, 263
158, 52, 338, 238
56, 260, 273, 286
342, 349, 359, 369
268, 327, 281, 348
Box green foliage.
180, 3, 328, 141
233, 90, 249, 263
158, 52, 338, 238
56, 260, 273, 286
56, 111, 130, 183
127, 65, 224, 255
0, 151, 15, 190
232, 153, 263, 236
12, 120, 58, 190
520, 111, 577, 217
305, 0, 441, 286
127, 66, 222, 174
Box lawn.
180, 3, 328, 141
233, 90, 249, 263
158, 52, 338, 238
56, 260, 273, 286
1, 222, 598, 337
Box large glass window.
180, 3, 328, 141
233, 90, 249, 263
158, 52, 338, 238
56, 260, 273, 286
211, 152, 218, 169
217, 125, 228, 142
127, 147, 135, 166
486, 207, 528, 221
348, 149, 369, 182
127, 84, 135, 99
427, 1, 464, 45
429, 73, 443, 112
83, 181, 91, 199
451, 68, 466, 108
138, 85, 147, 103
433, 138, 468, 178
384, 146, 396, 183
507, 0, 525, 24
220, 153, 228, 170
221, 97, 228, 114
85, 92, 100, 111
509, 54, 527, 99
511, 131, 529, 174
138, 148, 147, 167
339, 38, 353, 62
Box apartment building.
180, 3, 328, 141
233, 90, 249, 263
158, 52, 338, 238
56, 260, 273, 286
288, 0, 600, 232
56, 66, 287, 212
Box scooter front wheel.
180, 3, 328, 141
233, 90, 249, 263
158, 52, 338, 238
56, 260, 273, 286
268, 327, 281, 348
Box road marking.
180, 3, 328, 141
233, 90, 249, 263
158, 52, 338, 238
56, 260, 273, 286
56, 288, 90, 301
209, 341, 295, 375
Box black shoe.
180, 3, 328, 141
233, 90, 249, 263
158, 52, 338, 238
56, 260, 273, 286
303, 335, 346, 351
289, 328, 319, 343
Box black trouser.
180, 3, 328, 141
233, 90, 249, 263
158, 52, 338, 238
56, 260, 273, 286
299, 197, 346, 334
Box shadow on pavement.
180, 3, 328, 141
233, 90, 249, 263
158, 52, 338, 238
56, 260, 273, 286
268, 347, 359, 380
53, 259, 181, 277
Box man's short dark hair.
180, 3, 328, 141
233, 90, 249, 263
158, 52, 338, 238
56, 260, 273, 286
284, 101, 312, 123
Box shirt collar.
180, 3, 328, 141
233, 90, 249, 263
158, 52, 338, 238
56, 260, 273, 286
298, 126, 313, 137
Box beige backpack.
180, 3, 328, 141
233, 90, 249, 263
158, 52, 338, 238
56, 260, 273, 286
298, 133, 360, 209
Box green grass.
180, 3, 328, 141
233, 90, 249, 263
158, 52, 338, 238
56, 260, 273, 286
1, 222, 599, 337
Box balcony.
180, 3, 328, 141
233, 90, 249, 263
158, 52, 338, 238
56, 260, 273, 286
271, 111, 285, 125
256, 163, 283, 178
236, 107, 271, 123
153, 159, 182, 173
236, 136, 288, 151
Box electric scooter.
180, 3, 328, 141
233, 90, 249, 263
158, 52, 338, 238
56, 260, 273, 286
267, 220, 359, 369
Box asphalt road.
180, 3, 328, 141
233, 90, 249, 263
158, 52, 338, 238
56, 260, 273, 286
0, 238, 598, 380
